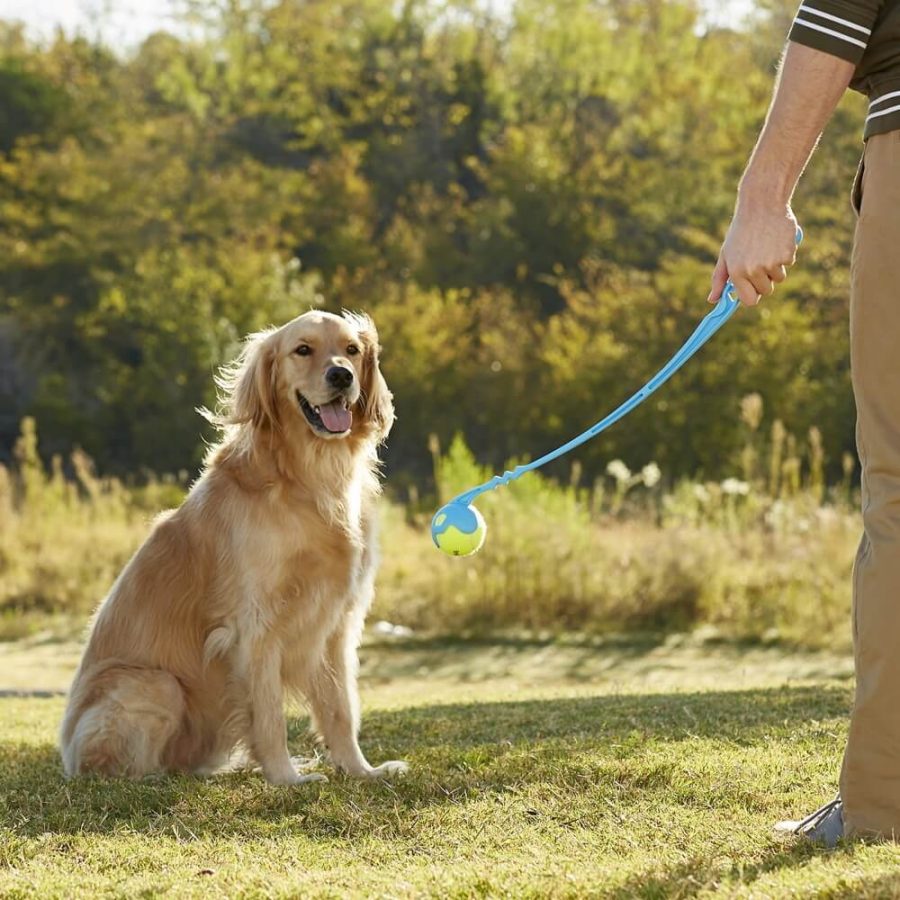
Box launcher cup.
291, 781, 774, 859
431, 502, 487, 557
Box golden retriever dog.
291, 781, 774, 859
60, 310, 406, 785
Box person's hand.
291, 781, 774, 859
708, 200, 799, 306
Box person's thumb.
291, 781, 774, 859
708, 257, 729, 304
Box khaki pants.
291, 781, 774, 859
841, 130, 900, 839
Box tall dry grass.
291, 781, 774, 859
0, 410, 861, 648
0, 419, 185, 639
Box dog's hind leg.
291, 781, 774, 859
61, 666, 186, 778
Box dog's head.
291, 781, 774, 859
222, 310, 394, 444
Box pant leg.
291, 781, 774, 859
840, 130, 900, 839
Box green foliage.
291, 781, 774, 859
0, 1, 866, 487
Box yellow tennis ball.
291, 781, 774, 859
431, 503, 487, 557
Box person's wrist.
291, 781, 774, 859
737, 171, 794, 210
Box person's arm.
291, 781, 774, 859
711, 0, 886, 305
708, 42, 855, 306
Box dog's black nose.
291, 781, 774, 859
326, 366, 354, 390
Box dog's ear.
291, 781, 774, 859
345, 312, 394, 441
220, 329, 280, 431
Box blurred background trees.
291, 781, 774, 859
0, 0, 865, 491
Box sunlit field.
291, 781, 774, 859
0, 0, 885, 893
4, 637, 899, 899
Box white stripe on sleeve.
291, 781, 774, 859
792, 17, 868, 49
869, 90, 900, 110
867, 102, 900, 123
797, 5, 872, 35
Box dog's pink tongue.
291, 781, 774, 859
319, 401, 351, 433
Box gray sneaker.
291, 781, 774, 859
774, 796, 844, 848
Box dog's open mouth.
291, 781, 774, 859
297, 392, 352, 434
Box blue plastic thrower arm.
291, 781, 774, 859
452, 228, 803, 507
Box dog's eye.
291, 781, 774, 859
347, 345, 360, 356
295, 345, 312, 357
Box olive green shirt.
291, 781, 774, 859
789, 1, 900, 137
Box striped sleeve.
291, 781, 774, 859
788, 2, 884, 64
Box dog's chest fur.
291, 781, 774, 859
264, 476, 369, 625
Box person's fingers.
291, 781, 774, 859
769, 264, 788, 285
731, 275, 761, 307
707, 257, 729, 304
747, 268, 774, 298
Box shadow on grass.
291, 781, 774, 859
358, 633, 854, 687
1, 683, 851, 846
359, 633, 670, 686
601, 844, 861, 899
346, 683, 850, 750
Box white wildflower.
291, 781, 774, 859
372, 621, 414, 638
721, 477, 750, 497
693, 484, 711, 503
764, 500, 786, 529
606, 460, 632, 483
641, 463, 661, 488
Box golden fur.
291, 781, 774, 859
60, 310, 406, 784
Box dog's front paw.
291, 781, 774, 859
265, 762, 329, 786
296, 771, 328, 785
268, 771, 329, 786
365, 760, 409, 779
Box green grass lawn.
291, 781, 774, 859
2, 635, 899, 898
